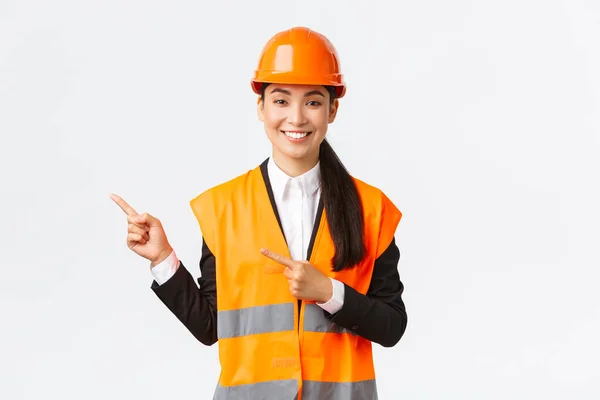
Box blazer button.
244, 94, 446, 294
351, 324, 359, 330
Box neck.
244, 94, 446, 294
272, 150, 319, 177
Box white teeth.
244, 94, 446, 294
283, 131, 309, 139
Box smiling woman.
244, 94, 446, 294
111, 26, 408, 400
259, 84, 336, 167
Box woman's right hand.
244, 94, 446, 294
110, 193, 173, 267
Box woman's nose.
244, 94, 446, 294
287, 104, 308, 126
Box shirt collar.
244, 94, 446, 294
267, 157, 321, 201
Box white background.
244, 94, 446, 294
2, 0, 599, 398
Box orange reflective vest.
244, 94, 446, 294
189, 161, 402, 400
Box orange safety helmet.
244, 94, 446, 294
251, 26, 346, 98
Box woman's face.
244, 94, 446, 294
258, 84, 338, 167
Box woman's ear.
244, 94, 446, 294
328, 99, 339, 123
257, 97, 265, 122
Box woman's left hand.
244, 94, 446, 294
260, 248, 333, 303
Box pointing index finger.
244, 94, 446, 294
109, 193, 139, 216
260, 248, 294, 268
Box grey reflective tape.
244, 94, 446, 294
214, 379, 298, 400
303, 303, 357, 335
302, 380, 378, 400
217, 302, 295, 339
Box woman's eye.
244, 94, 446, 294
274, 99, 287, 105
307, 101, 321, 106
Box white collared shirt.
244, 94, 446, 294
151, 157, 344, 313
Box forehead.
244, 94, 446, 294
265, 84, 327, 96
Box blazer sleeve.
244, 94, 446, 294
325, 237, 408, 347
150, 238, 218, 346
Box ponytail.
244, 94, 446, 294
259, 83, 366, 271
319, 138, 366, 271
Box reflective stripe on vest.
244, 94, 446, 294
213, 379, 378, 400
217, 302, 295, 339
303, 303, 357, 335
214, 380, 299, 400
214, 379, 377, 400
303, 379, 378, 400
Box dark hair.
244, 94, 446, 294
259, 83, 366, 271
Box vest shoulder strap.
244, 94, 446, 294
352, 177, 403, 258
189, 167, 258, 253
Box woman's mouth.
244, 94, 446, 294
281, 130, 312, 141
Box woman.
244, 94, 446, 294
111, 26, 407, 400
